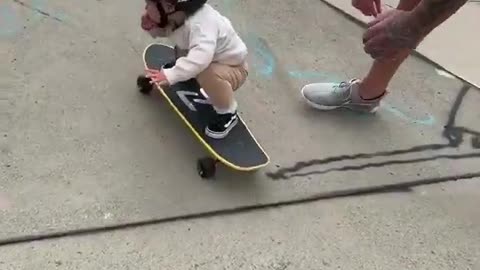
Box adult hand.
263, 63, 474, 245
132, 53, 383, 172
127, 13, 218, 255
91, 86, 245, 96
352, 0, 382, 17
362, 9, 424, 59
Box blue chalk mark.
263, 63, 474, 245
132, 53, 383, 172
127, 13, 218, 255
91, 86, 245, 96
246, 34, 436, 127
382, 103, 436, 126
288, 71, 343, 82
32, 0, 45, 18
32, 0, 68, 22
248, 35, 436, 126
222, 0, 234, 14
0, 4, 21, 37
221, 0, 276, 77
253, 47, 275, 77
247, 35, 276, 77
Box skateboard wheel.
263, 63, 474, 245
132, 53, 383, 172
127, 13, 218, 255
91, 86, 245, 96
137, 75, 153, 95
197, 157, 216, 179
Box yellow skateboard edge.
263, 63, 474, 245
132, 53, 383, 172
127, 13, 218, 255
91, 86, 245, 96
141, 42, 270, 171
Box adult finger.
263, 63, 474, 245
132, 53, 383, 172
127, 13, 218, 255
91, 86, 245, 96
369, 1, 378, 17
352, 0, 362, 12
363, 33, 387, 56
366, 13, 382, 27
374, 0, 381, 15
366, 8, 390, 27
361, 2, 375, 16
362, 21, 383, 44
365, 39, 401, 60
352, 0, 369, 16
360, 7, 373, 16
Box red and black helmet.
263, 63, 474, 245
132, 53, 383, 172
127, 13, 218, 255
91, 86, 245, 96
153, 0, 207, 28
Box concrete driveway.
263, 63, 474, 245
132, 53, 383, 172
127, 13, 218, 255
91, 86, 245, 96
1, 0, 479, 268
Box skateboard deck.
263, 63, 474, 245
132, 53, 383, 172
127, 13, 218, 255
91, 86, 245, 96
139, 43, 269, 178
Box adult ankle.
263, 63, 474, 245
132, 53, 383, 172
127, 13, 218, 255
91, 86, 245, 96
360, 91, 386, 100
357, 83, 386, 100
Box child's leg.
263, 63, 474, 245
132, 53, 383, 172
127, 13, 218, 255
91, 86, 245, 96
196, 62, 248, 139
197, 62, 248, 113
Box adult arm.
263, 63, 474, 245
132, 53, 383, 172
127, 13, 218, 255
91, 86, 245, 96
411, 0, 469, 35
362, 0, 468, 59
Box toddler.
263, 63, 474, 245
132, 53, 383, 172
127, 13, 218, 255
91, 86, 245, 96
141, 0, 249, 139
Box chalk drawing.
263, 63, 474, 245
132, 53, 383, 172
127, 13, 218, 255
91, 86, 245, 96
223, 0, 235, 14
245, 32, 436, 126
382, 103, 436, 126
245, 34, 344, 82
288, 71, 343, 82
0, 2, 21, 37
245, 35, 276, 77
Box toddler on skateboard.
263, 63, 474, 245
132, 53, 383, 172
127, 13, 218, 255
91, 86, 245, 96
141, 0, 249, 139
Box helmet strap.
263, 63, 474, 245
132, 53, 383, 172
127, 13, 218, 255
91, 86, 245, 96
156, 2, 170, 28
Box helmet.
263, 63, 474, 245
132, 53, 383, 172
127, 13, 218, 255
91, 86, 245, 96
154, 0, 207, 28
175, 0, 207, 15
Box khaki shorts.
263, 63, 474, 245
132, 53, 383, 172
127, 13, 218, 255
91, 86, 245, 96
174, 46, 248, 92
197, 61, 249, 92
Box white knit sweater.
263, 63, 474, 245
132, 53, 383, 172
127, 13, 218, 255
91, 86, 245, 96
163, 4, 248, 85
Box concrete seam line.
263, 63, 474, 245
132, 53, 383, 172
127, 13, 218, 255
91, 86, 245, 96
0, 172, 479, 247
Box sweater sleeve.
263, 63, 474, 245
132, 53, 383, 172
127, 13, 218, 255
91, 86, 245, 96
163, 23, 217, 85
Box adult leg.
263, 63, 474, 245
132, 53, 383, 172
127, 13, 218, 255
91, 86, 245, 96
301, 0, 422, 113
359, 0, 421, 99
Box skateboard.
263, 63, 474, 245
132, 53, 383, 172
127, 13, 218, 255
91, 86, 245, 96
137, 43, 270, 179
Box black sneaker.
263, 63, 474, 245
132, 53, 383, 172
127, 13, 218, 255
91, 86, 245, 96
205, 112, 239, 139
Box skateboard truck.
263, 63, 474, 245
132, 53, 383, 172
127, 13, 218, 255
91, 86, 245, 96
197, 157, 219, 179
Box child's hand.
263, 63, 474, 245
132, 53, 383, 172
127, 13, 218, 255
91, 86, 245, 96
145, 68, 169, 86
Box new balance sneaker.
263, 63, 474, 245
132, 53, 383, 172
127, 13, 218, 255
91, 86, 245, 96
205, 111, 239, 139
301, 79, 384, 113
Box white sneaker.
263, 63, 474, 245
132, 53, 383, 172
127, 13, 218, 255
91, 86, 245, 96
301, 79, 384, 113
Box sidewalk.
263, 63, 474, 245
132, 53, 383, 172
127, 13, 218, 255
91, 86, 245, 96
2, 189, 479, 269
